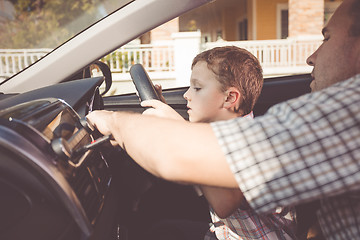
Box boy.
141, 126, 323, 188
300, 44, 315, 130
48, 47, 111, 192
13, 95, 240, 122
142, 46, 295, 240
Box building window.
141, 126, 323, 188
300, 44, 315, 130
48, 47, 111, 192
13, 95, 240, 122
280, 9, 288, 39
277, 3, 288, 39
238, 19, 248, 40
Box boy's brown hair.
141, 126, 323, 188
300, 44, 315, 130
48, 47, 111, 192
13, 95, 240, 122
191, 46, 263, 116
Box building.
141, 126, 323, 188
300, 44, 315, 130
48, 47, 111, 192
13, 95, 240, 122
150, 0, 342, 43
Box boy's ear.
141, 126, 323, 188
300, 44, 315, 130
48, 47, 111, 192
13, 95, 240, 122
223, 87, 241, 109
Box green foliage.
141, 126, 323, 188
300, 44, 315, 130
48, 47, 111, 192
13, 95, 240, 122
0, 0, 102, 48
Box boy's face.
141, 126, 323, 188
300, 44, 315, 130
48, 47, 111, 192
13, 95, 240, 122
183, 61, 227, 123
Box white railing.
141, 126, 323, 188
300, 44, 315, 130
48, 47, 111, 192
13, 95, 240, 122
101, 43, 175, 73
0, 49, 52, 78
0, 36, 322, 86
203, 36, 322, 75
0, 44, 175, 83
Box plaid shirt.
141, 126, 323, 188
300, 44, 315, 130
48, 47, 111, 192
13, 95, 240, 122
204, 112, 296, 240
211, 75, 360, 239
204, 206, 295, 240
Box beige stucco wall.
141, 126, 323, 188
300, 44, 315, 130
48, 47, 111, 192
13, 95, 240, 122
221, 0, 247, 41
247, 0, 254, 40
151, 18, 179, 43
256, 0, 287, 40
161, 0, 343, 43
179, 0, 247, 42
256, 0, 342, 39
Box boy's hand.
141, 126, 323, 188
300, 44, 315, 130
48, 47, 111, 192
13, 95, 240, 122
154, 84, 166, 103
141, 100, 184, 121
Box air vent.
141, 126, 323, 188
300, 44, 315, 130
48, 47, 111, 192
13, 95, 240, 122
68, 152, 111, 225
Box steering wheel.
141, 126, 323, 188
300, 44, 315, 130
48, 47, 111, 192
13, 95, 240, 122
129, 64, 161, 101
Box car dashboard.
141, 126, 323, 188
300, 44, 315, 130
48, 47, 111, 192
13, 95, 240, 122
0, 78, 123, 239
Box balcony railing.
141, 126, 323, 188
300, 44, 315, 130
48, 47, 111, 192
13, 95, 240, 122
0, 49, 52, 79
0, 35, 322, 87
203, 36, 322, 75
102, 43, 175, 73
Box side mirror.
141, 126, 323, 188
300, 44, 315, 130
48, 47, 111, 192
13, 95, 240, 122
64, 61, 113, 96
89, 61, 112, 96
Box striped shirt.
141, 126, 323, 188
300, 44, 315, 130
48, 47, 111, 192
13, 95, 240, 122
211, 75, 360, 239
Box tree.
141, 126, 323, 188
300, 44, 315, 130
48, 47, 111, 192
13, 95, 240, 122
0, 0, 102, 48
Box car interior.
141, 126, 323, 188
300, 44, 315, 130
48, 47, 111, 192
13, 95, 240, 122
0, 0, 313, 239
0, 63, 311, 240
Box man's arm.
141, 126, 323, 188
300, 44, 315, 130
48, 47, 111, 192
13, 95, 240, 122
86, 110, 239, 188
140, 99, 247, 216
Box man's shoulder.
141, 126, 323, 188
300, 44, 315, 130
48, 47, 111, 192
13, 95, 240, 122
337, 74, 360, 87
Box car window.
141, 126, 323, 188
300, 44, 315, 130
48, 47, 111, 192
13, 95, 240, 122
98, 0, 341, 96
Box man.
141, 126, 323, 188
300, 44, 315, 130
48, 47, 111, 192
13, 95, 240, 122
87, 0, 360, 238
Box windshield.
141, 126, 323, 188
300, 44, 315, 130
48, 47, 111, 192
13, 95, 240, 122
0, 0, 132, 79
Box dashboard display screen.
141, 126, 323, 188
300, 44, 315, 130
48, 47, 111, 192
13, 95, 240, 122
0, 99, 92, 155
42, 108, 79, 142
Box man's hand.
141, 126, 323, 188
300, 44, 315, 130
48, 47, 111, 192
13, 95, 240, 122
86, 110, 115, 136
141, 99, 185, 121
